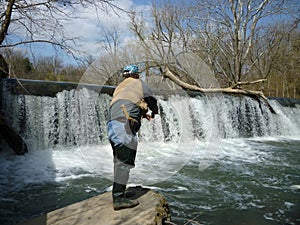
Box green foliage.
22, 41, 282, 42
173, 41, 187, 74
4, 51, 86, 83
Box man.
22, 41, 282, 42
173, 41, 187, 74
107, 64, 158, 210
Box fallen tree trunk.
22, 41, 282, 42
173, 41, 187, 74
163, 66, 276, 113
231, 79, 267, 89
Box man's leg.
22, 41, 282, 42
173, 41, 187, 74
111, 143, 139, 210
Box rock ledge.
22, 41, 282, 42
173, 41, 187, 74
18, 186, 171, 225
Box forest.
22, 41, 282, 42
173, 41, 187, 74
1, 0, 299, 98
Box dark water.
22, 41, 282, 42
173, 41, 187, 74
0, 137, 299, 225
163, 138, 300, 225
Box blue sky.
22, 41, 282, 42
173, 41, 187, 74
11, 0, 299, 66
11, 0, 153, 66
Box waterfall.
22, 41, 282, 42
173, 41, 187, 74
1, 84, 300, 151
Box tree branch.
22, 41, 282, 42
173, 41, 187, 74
0, 0, 15, 45
163, 65, 276, 113
0, 39, 68, 48
231, 79, 267, 88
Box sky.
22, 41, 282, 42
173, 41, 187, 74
14, 0, 153, 66
8, 0, 299, 66
69, 0, 151, 55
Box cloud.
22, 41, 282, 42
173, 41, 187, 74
5, 0, 152, 64
62, 0, 152, 61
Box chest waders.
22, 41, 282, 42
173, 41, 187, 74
110, 135, 139, 210
109, 105, 140, 210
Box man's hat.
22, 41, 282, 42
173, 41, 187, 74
123, 65, 139, 76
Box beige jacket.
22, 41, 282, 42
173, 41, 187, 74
111, 77, 144, 106
107, 77, 158, 122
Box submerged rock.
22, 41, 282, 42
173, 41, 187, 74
18, 186, 171, 225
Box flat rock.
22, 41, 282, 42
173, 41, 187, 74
18, 186, 171, 225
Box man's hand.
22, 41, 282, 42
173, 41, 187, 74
145, 109, 153, 121
145, 114, 152, 121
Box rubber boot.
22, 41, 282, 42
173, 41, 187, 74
113, 196, 139, 211
112, 182, 139, 210
124, 189, 136, 198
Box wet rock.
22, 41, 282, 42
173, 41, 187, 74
18, 186, 171, 225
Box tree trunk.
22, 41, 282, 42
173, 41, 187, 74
163, 65, 276, 113
0, 0, 15, 45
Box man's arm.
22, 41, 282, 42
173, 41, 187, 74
141, 80, 159, 118
144, 96, 158, 118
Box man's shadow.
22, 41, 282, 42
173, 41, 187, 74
126, 186, 150, 200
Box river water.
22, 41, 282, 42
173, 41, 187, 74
0, 87, 299, 225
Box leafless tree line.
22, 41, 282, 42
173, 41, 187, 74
1, 0, 299, 98
86, 0, 299, 99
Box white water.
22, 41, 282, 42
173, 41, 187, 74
1, 87, 300, 188
2, 88, 300, 150
1, 87, 300, 225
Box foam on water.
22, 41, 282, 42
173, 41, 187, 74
1, 84, 300, 224
1, 137, 299, 225
0, 147, 93, 193
2, 135, 298, 192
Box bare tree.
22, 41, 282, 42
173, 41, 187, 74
129, 1, 210, 90
129, 0, 299, 102
0, 0, 123, 53
99, 26, 121, 58
266, 29, 300, 98
80, 25, 127, 85
188, 0, 300, 88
